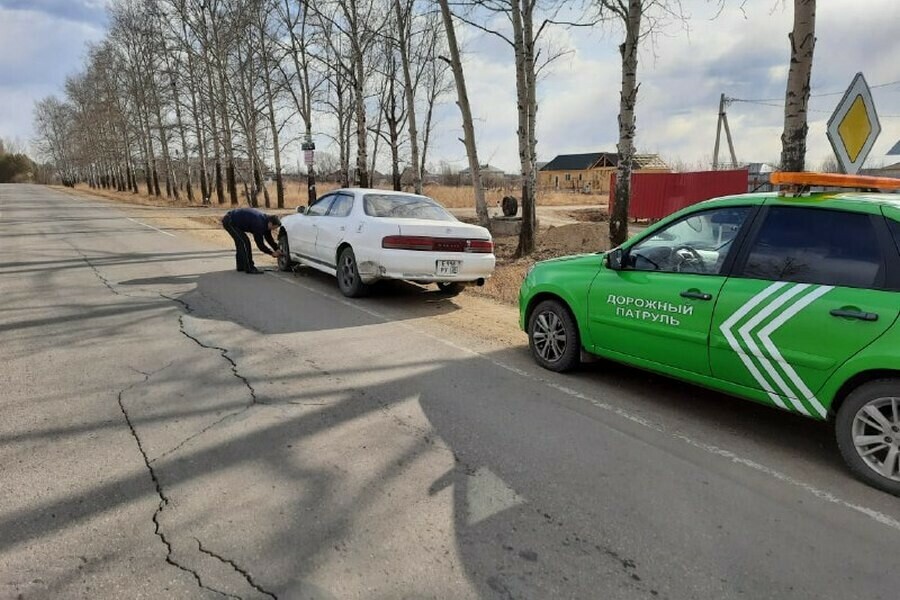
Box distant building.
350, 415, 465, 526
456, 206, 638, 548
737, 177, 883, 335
538, 152, 670, 193
459, 164, 507, 187
400, 166, 439, 187
862, 161, 900, 179
745, 162, 777, 192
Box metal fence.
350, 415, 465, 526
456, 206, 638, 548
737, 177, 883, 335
609, 169, 749, 220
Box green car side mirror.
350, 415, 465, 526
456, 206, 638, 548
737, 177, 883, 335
606, 248, 624, 270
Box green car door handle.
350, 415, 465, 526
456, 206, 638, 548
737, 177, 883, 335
829, 308, 879, 322
680, 290, 713, 301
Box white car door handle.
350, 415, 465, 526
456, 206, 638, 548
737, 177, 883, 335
339, 226, 346, 232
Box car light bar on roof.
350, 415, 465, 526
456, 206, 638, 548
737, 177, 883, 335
770, 171, 900, 191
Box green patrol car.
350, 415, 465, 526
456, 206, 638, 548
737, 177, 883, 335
518, 173, 900, 495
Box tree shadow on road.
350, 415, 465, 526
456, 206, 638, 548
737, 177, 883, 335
1, 325, 881, 598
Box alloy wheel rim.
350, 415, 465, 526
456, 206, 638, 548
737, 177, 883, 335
532, 310, 567, 362
278, 241, 288, 269
340, 255, 355, 288
852, 396, 900, 482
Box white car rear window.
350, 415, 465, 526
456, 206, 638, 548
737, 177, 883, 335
364, 194, 455, 221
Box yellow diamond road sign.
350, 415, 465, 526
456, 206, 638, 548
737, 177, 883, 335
827, 72, 881, 175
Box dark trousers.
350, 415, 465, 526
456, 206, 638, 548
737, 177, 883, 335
222, 214, 254, 271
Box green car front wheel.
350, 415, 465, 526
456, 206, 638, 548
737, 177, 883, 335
528, 299, 581, 372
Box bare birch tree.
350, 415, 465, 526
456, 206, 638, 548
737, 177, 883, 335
436, 0, 488, 227
593, 0, 690, 248
780, 0, 816, 172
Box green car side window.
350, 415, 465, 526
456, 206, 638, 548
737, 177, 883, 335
889, 219, 900, 256
740, 207, 886, 289
626, 206, 751, 275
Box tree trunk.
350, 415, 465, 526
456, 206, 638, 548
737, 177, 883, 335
515, 0, 538, 257
370, 102, 383, 182
150, 81, 176, 199
338, 88, 351, 187
144, 159, 153, 195
780, 0, 816, 172
182, 18, 209, 203
172, 78, 194, 203
258, 19, 284, 208
354, 60, 370, 188
609, 0, 643, 248
437, 0, 488, 227
393, 0, 422, 194
267, 118, 283, 206
209, 5, 238, 205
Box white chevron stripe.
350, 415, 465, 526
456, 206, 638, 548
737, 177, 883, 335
738, 284, 812, 416
759, 285, 834, 418
719, 282, 789, 409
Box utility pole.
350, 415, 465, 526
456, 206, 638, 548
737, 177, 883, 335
713, 93, 738, 169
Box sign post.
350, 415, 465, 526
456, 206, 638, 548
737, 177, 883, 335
826, 73, 881, 175
301, 137, 317, 205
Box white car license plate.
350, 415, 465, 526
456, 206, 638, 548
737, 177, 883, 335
436, 260, 461, 276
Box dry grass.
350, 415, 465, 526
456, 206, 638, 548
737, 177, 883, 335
66, 181, 599, 212
425, 185, 600, 209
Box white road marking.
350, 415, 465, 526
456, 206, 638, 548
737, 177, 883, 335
268, 271, 900, 533
126, 217, 176, 237
467, 466, 525, 525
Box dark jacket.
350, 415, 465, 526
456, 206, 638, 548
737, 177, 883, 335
225, 208, 278, 255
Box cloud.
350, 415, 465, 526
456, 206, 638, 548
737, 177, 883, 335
3, 0, 897, 171
0, 0, 107, 25
443, 0, 900, 171
0, 5, 104, 149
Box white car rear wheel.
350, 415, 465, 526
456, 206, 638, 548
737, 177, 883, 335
337, 247, 369, 298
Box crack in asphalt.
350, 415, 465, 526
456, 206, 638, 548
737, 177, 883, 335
196, 539, 277, 599
151, 294, 265, 462
62, 244, 265, 461
116, 370, 237, 599
65, 240, 124, 297
69, 247, 276, 598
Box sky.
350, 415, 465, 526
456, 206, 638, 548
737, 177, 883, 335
1, 0, 898, 172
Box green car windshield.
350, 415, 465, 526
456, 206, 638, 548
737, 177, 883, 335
628, 207, 749, 273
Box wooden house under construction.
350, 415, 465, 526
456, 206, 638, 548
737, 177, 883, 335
538, 152, 670, 194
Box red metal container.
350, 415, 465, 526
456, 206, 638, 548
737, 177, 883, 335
609, 169, 748, 220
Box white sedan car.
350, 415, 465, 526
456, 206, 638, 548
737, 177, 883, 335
277, 188, 496, 297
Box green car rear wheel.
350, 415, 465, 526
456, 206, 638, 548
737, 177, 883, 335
835, 379, 900, 497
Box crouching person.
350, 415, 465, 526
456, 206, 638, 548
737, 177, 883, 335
221, 208, 282, 274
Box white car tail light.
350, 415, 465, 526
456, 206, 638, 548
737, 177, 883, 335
382, 236, 493, 253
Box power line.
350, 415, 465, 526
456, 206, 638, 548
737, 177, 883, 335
728, 97, 900, 119
728, 78, 900, 104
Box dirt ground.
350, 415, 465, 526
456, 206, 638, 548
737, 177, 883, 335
59, 185, 610, 314
469, 221, 610, 305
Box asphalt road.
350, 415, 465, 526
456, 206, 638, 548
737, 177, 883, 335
1, 184, 899, 600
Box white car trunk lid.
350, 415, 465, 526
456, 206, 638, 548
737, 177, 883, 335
385, 218, 491, 240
